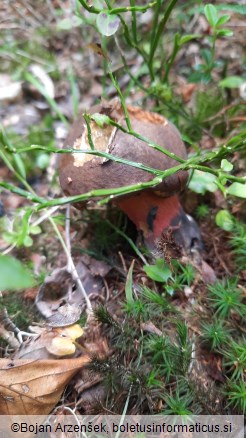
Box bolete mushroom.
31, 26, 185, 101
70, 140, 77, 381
59, 99, 201, 252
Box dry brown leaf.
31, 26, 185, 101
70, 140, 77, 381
86, 43, 109, 60
35, 267, 73, 318
200, 260, 217, 284
36, 259, 106, 319
0, 355, 90, 415
140, 321, 162, 336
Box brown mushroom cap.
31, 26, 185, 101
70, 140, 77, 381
59, 100, 188, 202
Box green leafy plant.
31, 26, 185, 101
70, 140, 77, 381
188, 170, 217, 195
141, 287, 176, 314
124, 298, 147, 320
162, 387, 193, 415
194, 88, 226, 124
207, 278, 246, 319
200, 320, 232, 351
215, 210, 234, 232
144, 259, 195, 297
172, 262, 195, 288
230, 221, 246, 266
190, 4, 233, 83
1, 209, 41, 248
144, 259, 172, 283
146, 369, 163, 389
195, 204, 210, 219
223, 338, 246, 381
226, 379, 246, 414
145, 321, 192, 382
227, 181, 246, 199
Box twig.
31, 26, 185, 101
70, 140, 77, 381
0, 308, 37, 344
2, 243, 16, 255
0, 325, 20, 349
49, 215, 92, 313
204, 101, 246, 122
65, 204, 72, 269
31, 206, 61, 227
118, 251, 127, 273
65, 205, 73, 301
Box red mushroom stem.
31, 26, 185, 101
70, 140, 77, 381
115, 191, 182, 247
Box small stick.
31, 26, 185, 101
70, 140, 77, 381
55, 205, 92, 313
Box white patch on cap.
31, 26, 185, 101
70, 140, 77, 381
73, 121, 115, 167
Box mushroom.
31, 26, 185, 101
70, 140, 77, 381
59, 99, 201, 252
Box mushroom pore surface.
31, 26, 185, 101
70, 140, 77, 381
59, 101, 188, 203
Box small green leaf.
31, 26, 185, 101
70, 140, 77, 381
215, 210, 234, 231
96, 11, 120, 36
204, 4, 218, 27
227, 182, 246, 198
0, 255, 35, 290
221, 159, 233, 172
36, 153, 50, 169
23, 235, 33, 247
2, 231, 16, 245
13, 154, 26, 180
188, 170, 217, 194
179, 34, 201, 45
216, 14, 230, 26
125, 259, 135, 304
30, 225, 42, 235
91, 113, 111, 127
219, 76, 244, 88
181, 134, 194, 145
201, 48, 213, 65
144, 259, 172, 283
57, 16, 83, 31
165, 285, 174, 296
216, 28, 233, 37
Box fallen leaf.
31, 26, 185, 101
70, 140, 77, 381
200, 260, 217, 284
140, 321, 162, 336
35, 267, 74, 318
87, 43, 109, 60
46, 303, 82, 327
36, 259, 106, 319
0, 356, 90, 415
180, 83, 197, 103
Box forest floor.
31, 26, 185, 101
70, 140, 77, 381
0, 0, 245, 420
